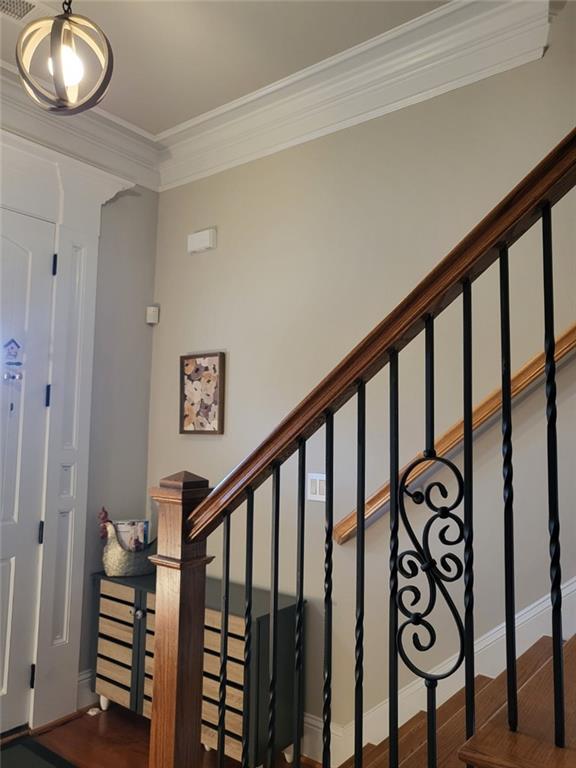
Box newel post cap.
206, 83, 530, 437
159, 470, 210, 490
149, 470, 211, 505
150, 470, 213, 560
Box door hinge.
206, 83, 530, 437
45, 384, 51, 407
52, 253, 58, 276
38, 521, 45, 544
30, 664, 36, 689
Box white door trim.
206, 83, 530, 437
0, 130, 132, 728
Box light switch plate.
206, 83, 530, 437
308, 473, 326, 502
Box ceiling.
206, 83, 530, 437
0, 0, 443, 135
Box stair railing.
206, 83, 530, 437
149, 127, 576, 768
334, 322, 576, 545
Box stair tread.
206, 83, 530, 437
364, 712, 427, 768
459, 635, 576, 768
338, 742, 379, 768
389, 635, 553, 768
365, 676, 493, 768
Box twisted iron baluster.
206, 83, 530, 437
293, 442, 306, 767
218, 514, 231, 768
267, 465, 281, 768
242, 490, 254, 768
499, 245, 518, 732
462, 279, 475, 744
323, 413, 334, 768
354, 381, 366, 768
541, 201, 565, 747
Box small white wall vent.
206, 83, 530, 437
0, 0, 36, 20
187, 228, 217, 254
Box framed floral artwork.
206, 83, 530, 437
180, 352, 225, 434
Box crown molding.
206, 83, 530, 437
1, 0, 550, 193
0, 66, 161, 190
157, 0, 550, 190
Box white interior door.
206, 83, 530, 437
0, 209, 55, 732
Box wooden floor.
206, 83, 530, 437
35, 705, 238, 768
29, 635, 574, 768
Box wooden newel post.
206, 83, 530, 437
148, 471, 213, 768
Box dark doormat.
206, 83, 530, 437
1, 738, 76, 767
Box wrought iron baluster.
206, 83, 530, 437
425, 315, 435, 458
323, 414, 334, 768
463, 280, 475, 743
355, 381, 366, 768
499, 245, 518, 732
242, 490, 254, 768
267, 465, 281, 768
426, 680, 438, 768
294, 442, 306, 768
541, 201, 565, 748
394, 315, 466, 768
424, 316, 438, 768
218, 513, 231, 768
389, 350, 400, 768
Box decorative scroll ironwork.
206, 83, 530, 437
396, 455, 465, 682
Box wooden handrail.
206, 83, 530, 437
334, 323, 576, 545
187, 127, 576, 542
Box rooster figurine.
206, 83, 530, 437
99, 508, 157, 577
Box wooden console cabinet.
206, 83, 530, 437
93, 573, 298, 765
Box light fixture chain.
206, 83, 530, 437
62, 0, 72, 14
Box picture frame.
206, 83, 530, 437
179, 352, 225, 434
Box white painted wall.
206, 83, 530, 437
79, 187, 158, 675
147, 3, 576, 745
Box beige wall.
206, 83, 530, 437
148, 6, 576, 727
79, 186, 158, 673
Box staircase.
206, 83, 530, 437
351, 635, 576, 768
349, 676, 493, 768
459, 636, 576, 768
145, 126, 576, 768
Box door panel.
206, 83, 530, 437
0, 209, 55, 732
0, 235, 30, 525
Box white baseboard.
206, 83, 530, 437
77, 669, 98, 710
302, 576, 576, 766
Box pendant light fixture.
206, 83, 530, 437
16, 0, 113, 115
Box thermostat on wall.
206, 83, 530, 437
187, 228, 217, 253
